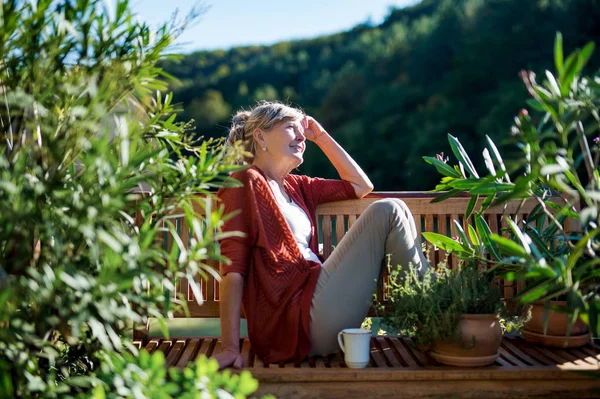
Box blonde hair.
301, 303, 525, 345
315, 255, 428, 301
228, 101, 305, 164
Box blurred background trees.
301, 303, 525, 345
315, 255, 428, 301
161, 0, 600, 190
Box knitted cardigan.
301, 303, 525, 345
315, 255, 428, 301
217, 165, 357, 363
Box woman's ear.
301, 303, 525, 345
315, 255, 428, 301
253, 128, 265, 147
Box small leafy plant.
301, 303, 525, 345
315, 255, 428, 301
380, 262, 502, 348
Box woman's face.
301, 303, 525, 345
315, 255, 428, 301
259, 118, 306, 168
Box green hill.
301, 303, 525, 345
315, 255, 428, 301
161, 0, 600, 190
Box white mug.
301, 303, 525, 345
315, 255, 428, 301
337, 328, 371, 368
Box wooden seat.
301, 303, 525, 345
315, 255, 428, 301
135, 335, 600, 398
134, 192, 600, 398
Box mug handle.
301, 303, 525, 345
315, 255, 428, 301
337, 331, 345, 353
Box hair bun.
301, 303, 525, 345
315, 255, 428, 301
228, 110, 251, 146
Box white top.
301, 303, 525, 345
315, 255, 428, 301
272, 186, 322, 265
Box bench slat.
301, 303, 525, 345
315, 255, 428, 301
449, 214, 459, 269
323, 215, 332, 258
437, 214, 448, 266
335, 215, 345, 245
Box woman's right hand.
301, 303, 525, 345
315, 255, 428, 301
214, 348, 244, 370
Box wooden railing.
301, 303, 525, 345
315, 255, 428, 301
148, 191, 576, 322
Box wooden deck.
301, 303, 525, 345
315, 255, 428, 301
135, 335, 600, 398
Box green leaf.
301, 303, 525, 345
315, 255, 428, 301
453, 219, 472, 250
506, 219, 532, 255
566, 230, 599, 271
490, 235, 528, 258
423, 156, 461, 178
517, 281, 562, 303
525, 99, 545, 112
430, 189, 463, 203
545, 201, 579, 219
554, 32, 564, 76
475, 214, 500, 260
485, 135, 510, 183
448, 134, 479, 178
465, 195, 479, 220
561, 50, 580, 94
448, 178, 482, 190
575, 42, 595, 78
545, 70, 561, 98
482, 148, 496, 176
480, 193, 496, 214
523, 225, 553, 259
469, 182, 515, 195
422, 232, 466, 253
467, 224, 480, 248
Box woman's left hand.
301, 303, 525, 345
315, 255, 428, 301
302, 116, 326, 142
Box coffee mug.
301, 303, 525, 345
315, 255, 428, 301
337, 328, 371, 368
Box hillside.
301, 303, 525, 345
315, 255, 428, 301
161, 0, 600, 190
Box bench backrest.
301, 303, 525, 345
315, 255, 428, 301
157, 192, 575, 319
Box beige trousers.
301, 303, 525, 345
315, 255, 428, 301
309, 198, 429, 356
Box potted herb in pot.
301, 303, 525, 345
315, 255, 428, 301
380, 261, 503, 367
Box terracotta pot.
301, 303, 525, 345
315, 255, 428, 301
523, 301, 588, 336
522, 301, 590, 347
431, 314, 502, 367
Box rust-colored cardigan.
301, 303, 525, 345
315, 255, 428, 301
217, 165, 357, 363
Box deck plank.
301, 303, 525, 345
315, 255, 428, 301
525, 344, 579, 367
176, 338, 200, 368
376, 337, 402, 368
169, 336, 600, 374
504, 336, 553, 366
501, 338, 542, 366
569, 348, 600, 366
143, 339, 162, 353
369, 338, 387, 368
388, 337, 417, 367
156, 339, 173, 356
197, 337, 214, 360
553, 347, 594, 367
403, 338, 429, 366
165, 339, 187, 367
498, 346, 526, 367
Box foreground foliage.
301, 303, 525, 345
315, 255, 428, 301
0, 1, 264, 397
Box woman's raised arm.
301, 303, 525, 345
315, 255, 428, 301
303, 116, 373, 198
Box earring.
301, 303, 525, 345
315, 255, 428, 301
262, 147, 267, 151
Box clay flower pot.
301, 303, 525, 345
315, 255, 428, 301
522, 300, 590, 348
431, 314, 502, 367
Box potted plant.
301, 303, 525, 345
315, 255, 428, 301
421, 33, 598, 348
380, 261, 503, 367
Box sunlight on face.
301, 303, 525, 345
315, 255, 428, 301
264, 118, 306, 168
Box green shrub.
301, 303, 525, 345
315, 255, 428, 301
423, 33, 600, 337
0, 1, 262, 397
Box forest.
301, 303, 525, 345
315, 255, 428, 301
161, 0, 600, 190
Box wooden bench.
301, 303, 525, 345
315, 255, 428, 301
134, 192, 600, 399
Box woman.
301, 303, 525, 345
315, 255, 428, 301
215, 101, 428, 369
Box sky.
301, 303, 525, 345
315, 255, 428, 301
132, 0, 420, 52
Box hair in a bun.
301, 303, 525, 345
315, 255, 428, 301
227, 101, 304, 165
228, 111, 250, 147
